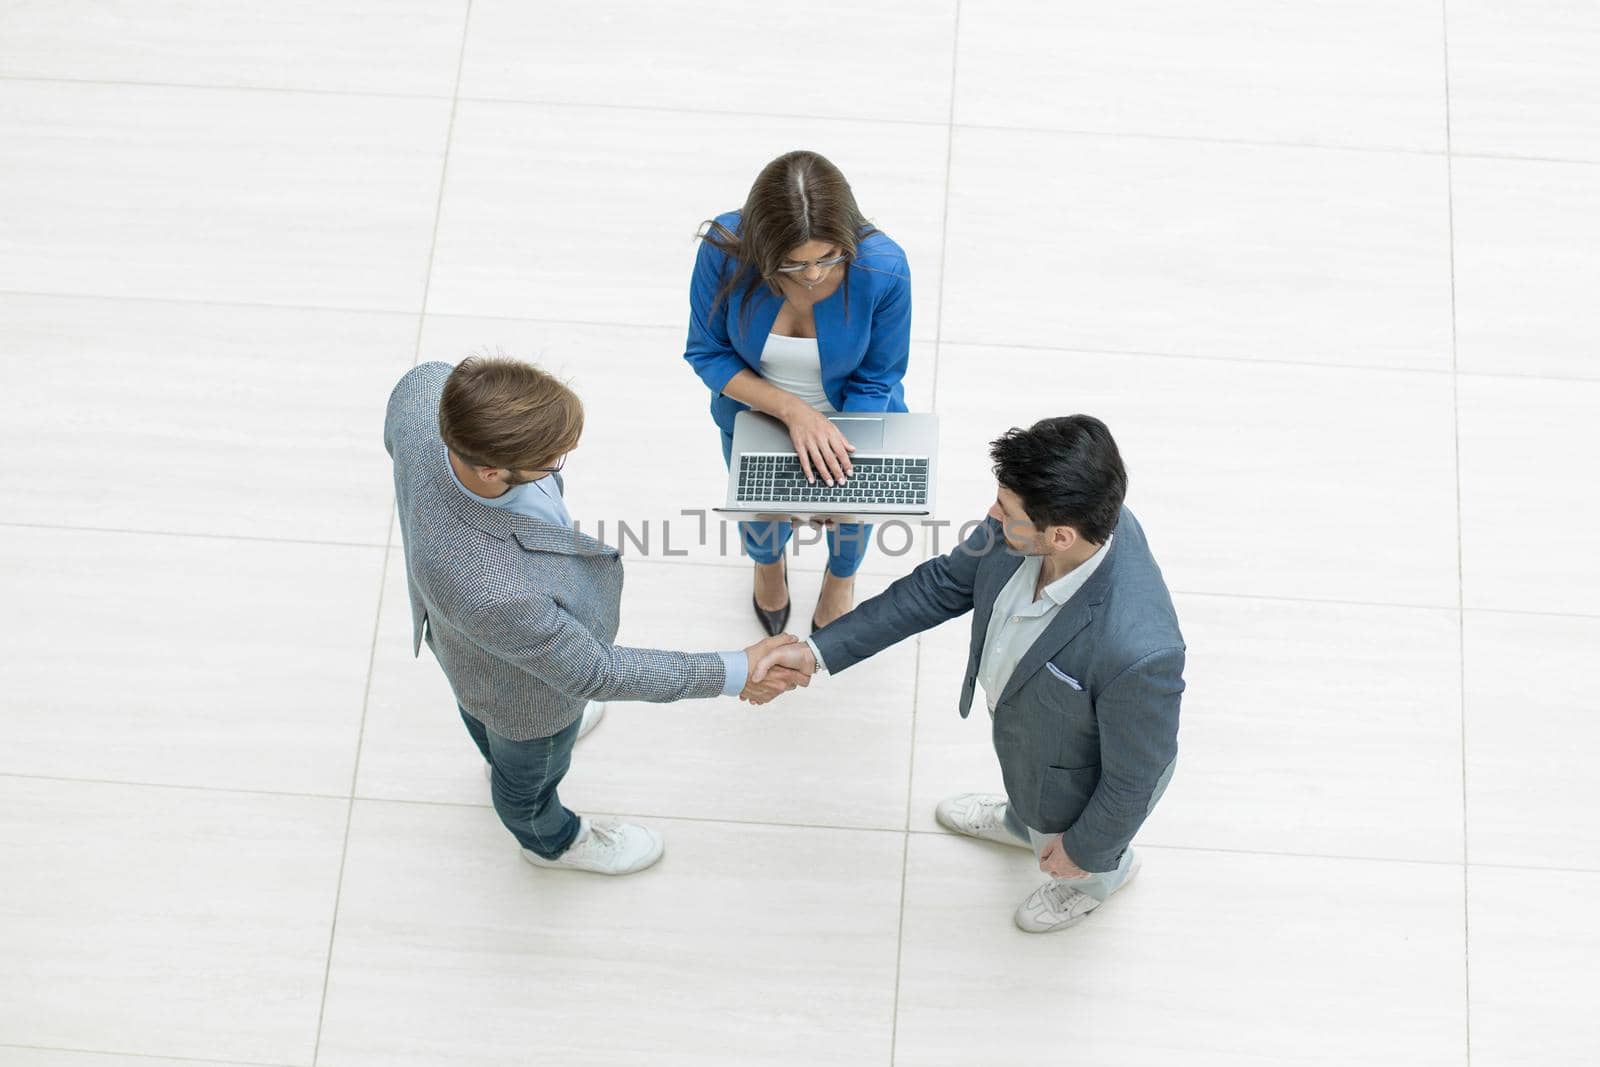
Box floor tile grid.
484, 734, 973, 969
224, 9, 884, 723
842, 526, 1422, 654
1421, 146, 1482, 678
0, 1041, 297, 1067
1, 11, 1586, 1065
1441, 12, 1476, 1063
0, 71, 450, 104
884, 10, 959, 1061
306, 7, 476, 1064
0, 42, 1593, 566
0, 77, 1594, 171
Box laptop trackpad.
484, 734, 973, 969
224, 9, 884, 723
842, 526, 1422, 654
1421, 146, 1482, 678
827, 416, 885, 450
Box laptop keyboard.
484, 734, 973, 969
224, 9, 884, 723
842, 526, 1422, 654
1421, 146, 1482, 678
736, 453, 930, 507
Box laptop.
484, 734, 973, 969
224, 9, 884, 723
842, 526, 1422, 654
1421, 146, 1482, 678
718, 410, 939, 521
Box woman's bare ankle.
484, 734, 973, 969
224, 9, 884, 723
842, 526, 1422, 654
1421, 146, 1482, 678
814, 572, 856, 625
753, 560, 789, 611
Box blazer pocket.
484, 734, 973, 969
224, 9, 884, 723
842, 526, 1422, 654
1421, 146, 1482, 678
1044, 662, 1083, 690
1037, 763, 1099, 830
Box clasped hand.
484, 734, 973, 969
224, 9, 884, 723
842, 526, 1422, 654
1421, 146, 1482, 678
738, 634, 818, 705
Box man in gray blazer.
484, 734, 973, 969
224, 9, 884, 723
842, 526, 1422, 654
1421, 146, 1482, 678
766, 416, 1185, 931
385, 357, 802, 877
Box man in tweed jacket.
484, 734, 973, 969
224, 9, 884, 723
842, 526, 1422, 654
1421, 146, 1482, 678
385, 358, 802, 876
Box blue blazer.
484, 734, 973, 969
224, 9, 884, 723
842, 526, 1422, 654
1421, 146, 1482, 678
683, 210, 912, 436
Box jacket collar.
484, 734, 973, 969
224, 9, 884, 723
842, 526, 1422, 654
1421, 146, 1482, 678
430, 446, 616, 559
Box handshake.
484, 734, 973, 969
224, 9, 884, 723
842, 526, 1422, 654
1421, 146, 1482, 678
737, 634, 820, 705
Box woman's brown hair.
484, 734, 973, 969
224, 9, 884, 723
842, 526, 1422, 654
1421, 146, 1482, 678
699, 149, 879, 327
438, 356, 584, 470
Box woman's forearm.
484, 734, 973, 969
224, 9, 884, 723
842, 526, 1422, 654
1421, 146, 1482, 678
721, 369, 803, 423
724, 370, 854, 484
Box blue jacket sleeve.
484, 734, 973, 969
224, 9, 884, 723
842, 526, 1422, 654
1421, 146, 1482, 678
683, 238, 750, 397
839, 264, 911, 413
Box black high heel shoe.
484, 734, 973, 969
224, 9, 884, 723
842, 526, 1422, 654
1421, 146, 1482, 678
752, 558, 790, 637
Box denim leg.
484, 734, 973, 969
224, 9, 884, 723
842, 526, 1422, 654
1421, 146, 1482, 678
740, 517, 792, 565
483, 715, 584, 859
824, 522, 872, 578
457, 707, 494, 764
720, 428, 792, 565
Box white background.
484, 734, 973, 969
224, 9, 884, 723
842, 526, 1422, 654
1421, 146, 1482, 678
1, 2, 1597, 1064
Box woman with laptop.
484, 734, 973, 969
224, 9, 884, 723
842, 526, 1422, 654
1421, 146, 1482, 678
683, 149, 913, 636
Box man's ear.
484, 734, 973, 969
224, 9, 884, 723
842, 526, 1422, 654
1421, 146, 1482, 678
1051, 524, 1080, 552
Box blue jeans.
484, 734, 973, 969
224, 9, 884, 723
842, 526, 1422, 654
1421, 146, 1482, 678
719, 429, 871, 578
458, 707, 582, 859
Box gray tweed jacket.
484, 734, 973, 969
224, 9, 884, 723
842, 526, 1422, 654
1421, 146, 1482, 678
812, 510, 1184, 873
384, 362, 727, 741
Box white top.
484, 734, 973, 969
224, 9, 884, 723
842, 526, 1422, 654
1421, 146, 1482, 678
758, 332, 836, 414
976, 536, 1113, 714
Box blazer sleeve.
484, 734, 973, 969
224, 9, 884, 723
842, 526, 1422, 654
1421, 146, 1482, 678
839, 264, 911, 413
462, 590, 729, 703
811, 515, 995, 672
1057, 646, 1186, 872
683, 238, 750, 397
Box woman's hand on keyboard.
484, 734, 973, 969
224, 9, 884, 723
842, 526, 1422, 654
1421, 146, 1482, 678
783, 405, 855, 486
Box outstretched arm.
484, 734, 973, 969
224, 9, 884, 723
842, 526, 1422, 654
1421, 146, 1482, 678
465, 592, 801, 704
807, 517, 1001, 674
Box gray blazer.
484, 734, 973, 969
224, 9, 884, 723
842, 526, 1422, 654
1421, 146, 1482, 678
384, 362, 727, 741
812, 511, 1185, 872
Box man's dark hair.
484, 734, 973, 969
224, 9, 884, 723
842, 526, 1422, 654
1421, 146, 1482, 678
989, 415, 1127, 544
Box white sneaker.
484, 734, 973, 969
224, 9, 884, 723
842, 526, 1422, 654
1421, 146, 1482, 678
576, 700, 605, 739
934, 793, 1032, 849
484, 702, 606, 781
1013, 854, 1141, 933
521, 816, 664, 876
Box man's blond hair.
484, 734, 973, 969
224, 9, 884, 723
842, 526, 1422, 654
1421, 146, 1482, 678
438, 356, 583, 470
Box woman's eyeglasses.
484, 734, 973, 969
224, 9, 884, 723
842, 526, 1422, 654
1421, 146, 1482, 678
772, 254, 849, 275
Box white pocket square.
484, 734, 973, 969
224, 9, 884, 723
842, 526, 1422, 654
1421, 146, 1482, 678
1045, 662, 1083, 690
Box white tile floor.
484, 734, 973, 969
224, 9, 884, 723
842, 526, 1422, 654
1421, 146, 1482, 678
1, 3, 1596, 1064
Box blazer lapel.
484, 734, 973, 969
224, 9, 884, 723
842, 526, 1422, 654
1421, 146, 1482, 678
735, 288, 782, 360
994, 538, 1120, 706
997, 597, 1098, 706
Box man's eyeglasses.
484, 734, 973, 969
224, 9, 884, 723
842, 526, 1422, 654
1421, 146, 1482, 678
772, 254, 849, 275
529, 454, 567, 475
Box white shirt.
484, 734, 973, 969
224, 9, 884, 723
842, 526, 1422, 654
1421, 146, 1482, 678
976, 536, 1111, 714
758, 332, 835, 414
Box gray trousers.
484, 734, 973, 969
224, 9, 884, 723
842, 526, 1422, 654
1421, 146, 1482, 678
1000, 758, 1174, 903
